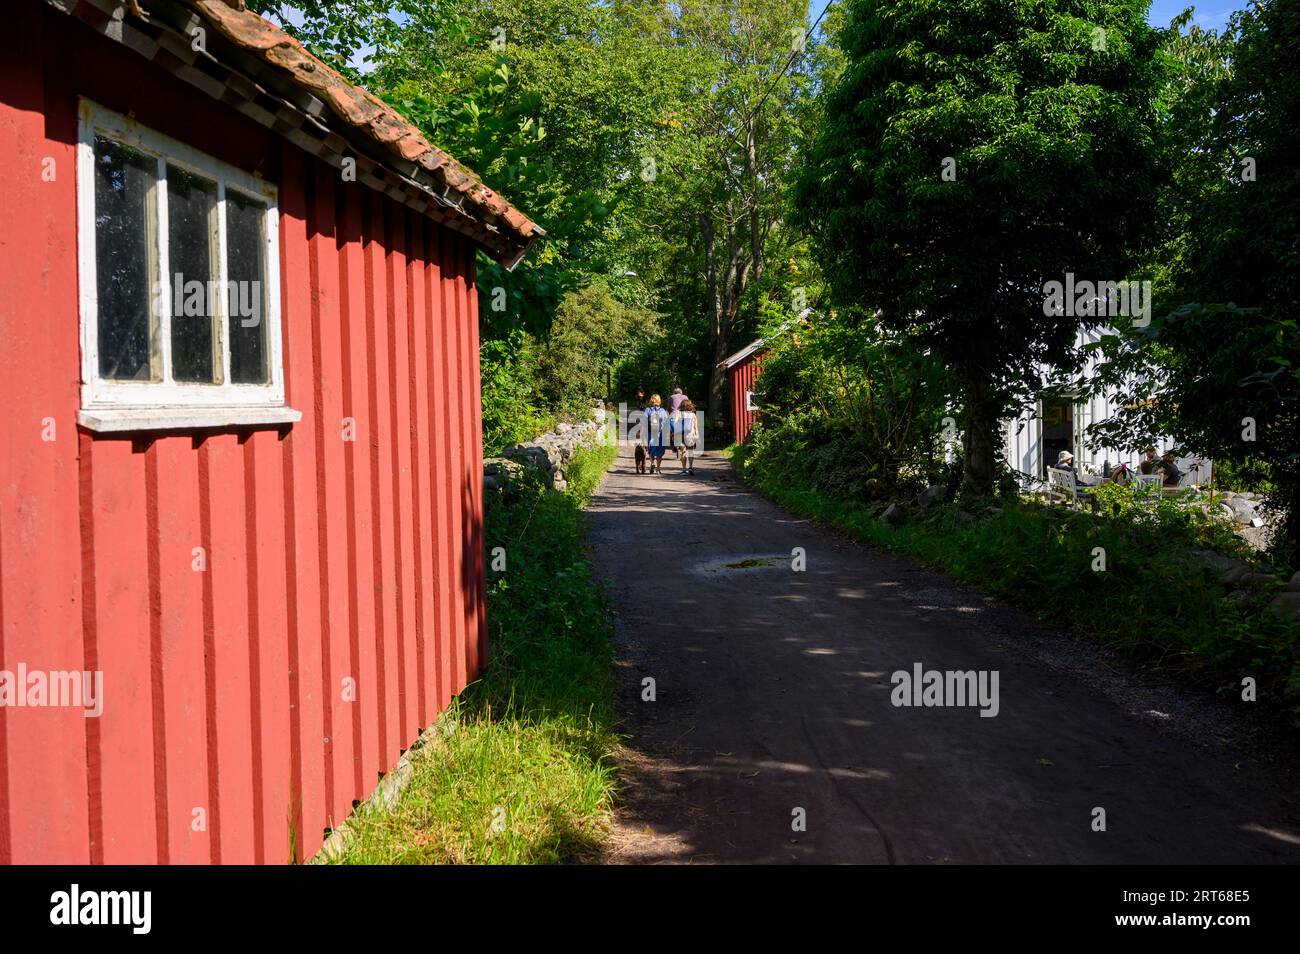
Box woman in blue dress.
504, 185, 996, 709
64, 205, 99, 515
643, 393, 669, 474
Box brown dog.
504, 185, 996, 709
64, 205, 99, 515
634, 444, 647, 474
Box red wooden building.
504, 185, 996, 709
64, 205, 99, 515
720, 337, 770, 444
0, 0, 539, 864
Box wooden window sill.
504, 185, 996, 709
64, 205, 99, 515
78, 405, 302, 433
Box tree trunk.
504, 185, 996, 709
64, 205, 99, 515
701, 211, 728, 431
746, 114, 762, 290
958, 342, 1000, 498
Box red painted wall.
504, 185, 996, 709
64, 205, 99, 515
0, 4, 486, 863
728, 350, 768, 444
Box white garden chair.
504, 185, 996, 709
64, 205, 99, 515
1135, 474, 1163, 503
1046, 467, 1080, 507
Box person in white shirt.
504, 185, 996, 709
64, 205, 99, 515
675, 399, 699, 474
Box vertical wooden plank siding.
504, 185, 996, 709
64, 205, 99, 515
154, 439, 211, 864
409, 220, 441, 722
280, 144, 328, 859
0, 2, 92, 864
207, 433, 257, 864
339, 180, 380, 804
90, 439, 156, 864
405, 214, 431, 730
366, 191, 402, 779
729, 351, 767, 444
424, 223, 454, 710
0, 7, 490, 864
464, 242, 489, 671
387, 204, 420, 752
249, 429, 292, 865
441, 229, 471, 695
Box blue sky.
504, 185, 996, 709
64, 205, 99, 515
808, 1, 1245, 33
1146, 0, 1243, 29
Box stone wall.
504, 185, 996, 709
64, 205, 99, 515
484, 401, 608, 494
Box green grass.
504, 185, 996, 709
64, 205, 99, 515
327, 441, 620, 863
732, 442, 1300, 720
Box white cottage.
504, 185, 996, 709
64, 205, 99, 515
1002, 326, 1211, 490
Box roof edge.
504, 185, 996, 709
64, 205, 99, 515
44, 0, 542, 266
187, 0, 540, 265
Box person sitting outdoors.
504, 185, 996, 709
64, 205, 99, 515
1055, 449, 1085, 485
1159, 450, 1184, 487
1138, 446, 1159, 475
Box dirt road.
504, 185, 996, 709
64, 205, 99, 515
586, 445, 1300, 864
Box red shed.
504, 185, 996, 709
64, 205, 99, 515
720, 337, 770, 444
0, 0, 539, 864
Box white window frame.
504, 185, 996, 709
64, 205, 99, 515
76, 99, 299, 432
745, 389, 759, 413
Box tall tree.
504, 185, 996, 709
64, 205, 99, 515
794, 0, 1165, 496
259, 0, 701, 340
621, 0, 811, 425
260, 0, 823, 424
1089, 2, 1300, 562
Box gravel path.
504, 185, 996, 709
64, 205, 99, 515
586, 445, 1300, 864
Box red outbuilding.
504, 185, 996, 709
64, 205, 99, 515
720, 337, 770, 444
0, 0, 539, 864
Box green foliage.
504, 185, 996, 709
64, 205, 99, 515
480, 331, 551, 456
536, 283, 660, 414
327, 443, 619, 863
1213, 458, 1278, 498
742, 308, 952, 500
1088, 481, 1251, 557
795, 0, 1167, 495
250, 1, 462, 77
1087, 1, 1300, 562
253, 0, 840, 434
613, 0, 825, 421
737, 462, 1300, 720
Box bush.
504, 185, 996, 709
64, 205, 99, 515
481, 330, 551, 455
535, 282, 660, 417
746, 308, 952, 500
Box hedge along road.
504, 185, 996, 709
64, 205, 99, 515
586, 443, 1300, 864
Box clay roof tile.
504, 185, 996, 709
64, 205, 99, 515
187, 0, 539, 264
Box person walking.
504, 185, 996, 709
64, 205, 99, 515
629, 385, 648, 459
665, 388, 685, 454
643, 394, 669, 474
676, 399, 699, 474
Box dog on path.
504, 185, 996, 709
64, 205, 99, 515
634, 443, 647, 474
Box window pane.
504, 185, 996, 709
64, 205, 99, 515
225, 189, 269, 385
93, 136, 155, 381
167, 165, 218, 383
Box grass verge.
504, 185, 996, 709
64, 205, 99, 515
327, 441, 620, 863
730, 442, 1300, 722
